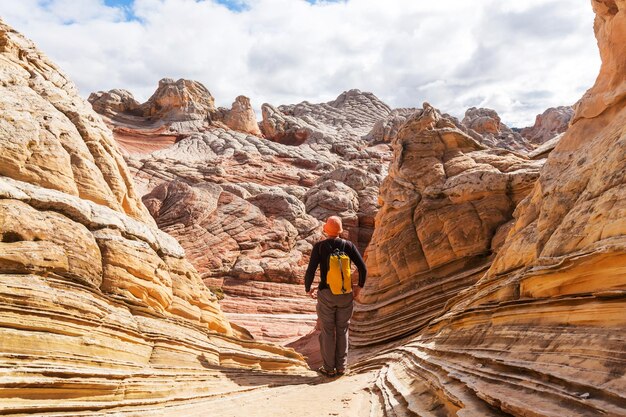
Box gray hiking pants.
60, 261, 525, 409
316, 288, 354, 371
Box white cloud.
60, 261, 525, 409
0, 0, 600, 126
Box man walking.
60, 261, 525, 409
304, 216, 367, 377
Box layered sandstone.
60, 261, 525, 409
0, 19, 310, 416
141, 178, 321, 343
354, 1, 626, 415
351, 104, 543, 345
520, 105, 574, 144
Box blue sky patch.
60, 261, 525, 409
103, 0, 134, 7
214, 0, 249, 12
103, 0, 137, 20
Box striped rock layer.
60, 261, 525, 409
354, 1, 626, 415
0, 18, 310, 416
352, 104, 543, 346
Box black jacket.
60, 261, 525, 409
304, 238, 367, 292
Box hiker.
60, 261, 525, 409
304, 216, 367, 377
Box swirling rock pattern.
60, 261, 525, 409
134, 133, 387, 343
352, 104, 543, 346
354, 1, 626, 415
0, 19, 310, 416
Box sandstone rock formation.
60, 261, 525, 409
88, 88, 141, 117
142, 78, 216, 123
90, 79, 264, 139
125, 120, 389, 343
520, 105, 574, 144
141, 178, 321, 343
351, 104, 543, 345
260, 89, 391, 153
462, 106, 534, 151
0, 18, 310, 415
353, 1, 626, 415
528, 132, 565, 160
223, 95, 263, 136
2, 0, 623, 414
90, 78, 215, 131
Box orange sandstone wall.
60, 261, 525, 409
352, 104, 542, 345
0, 19, 307, 416
361, 2, 626, 415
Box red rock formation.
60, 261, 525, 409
91, 88, 395, 345
141, 179, 321, 343
111, 126, 183, 155
520, 105, 574, 144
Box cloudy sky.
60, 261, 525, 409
0, 0, 600, 127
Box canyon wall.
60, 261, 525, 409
352, 104, 543, 345
0, 19, 309, 416
360, 1, 626, 415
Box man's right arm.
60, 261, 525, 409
347, 241, 367, 287
304, 242, 320, 292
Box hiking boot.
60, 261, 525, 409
336, 368, 347, 376
317, 366, 336, 377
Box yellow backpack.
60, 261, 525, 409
326, 240, 352, 295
